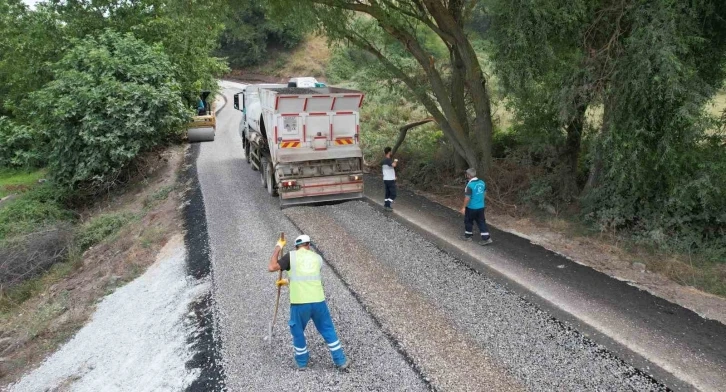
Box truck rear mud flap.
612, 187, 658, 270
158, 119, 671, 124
279, 192, 363, 208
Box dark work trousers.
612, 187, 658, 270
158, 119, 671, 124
464, 207, 491, 240
384, 180, 397, 208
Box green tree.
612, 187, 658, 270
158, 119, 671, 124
0, 117, 44, 168
489, 0, 726, 252
46, 0, 229, 102
0, 0, 66, 116
263, 0, 496, 176
217, 0, 303, 68
26, 30, 187, 191
488, 0, 594, 199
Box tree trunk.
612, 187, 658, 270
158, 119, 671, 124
449, 47, 471, 174
423, 0, 494, 177
583, 99, 611, 196
454, 150, 468, 172
562, 103, 588, 197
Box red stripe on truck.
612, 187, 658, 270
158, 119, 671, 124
336, 111, 353, 115
280, 113, 298, 117
330, 97, 337, 110
308, 112, 327, 116
275, 96, 279, 110
303, 98, 308, 111
358, 95, 365, 107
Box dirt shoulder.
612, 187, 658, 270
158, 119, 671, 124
404, 182, 726, 325
0, 145, 186, 387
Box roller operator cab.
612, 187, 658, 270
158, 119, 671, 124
233, 82, 365, 207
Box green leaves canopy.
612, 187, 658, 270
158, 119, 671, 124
27, 30, 187, 190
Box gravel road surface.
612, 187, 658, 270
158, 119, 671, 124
196, 84, 671, 391
196, 84, 428, 391
285, 203, 667, 392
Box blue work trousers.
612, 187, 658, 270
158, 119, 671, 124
289, 301, 346, 367
384, 180, 397, 208
464, 207, 490, 240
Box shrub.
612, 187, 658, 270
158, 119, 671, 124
0, 117, 44, 168
0, 185, 73, 240
26, 30, 188, 192
76, 213, 134, 251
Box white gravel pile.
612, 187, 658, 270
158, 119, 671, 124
10, 236, 208, 392
289, 201, 668, 391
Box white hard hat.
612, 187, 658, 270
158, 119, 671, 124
294, 234, 311, 246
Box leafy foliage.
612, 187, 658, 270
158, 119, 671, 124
76, 212, 134, 251
0, 184, 73, 240
265, 0, 497, 175
0, 117, 44, 168
45, 0, 229, 103
0, 0, 65, 116
488, 0, 726, 258
217, 0, 303, 68
581, 1, 726, 255
26, 30, 188, 191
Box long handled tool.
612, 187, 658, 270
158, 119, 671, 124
264, 232, 285, 342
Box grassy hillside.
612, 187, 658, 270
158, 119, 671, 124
226, 35, 331, 82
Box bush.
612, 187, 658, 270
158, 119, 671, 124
0, 117, 44, 168
76, 213, 134, 251
0, 185, 74, 240
26, 30, 188, 192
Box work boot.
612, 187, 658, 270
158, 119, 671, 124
384, 206, 393, 212
479, 238, 493, 246
462, 235, 472, 242
337, 358, 351, 371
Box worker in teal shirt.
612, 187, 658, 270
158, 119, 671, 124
460, 168, 492, 245
197, 98, 206, 115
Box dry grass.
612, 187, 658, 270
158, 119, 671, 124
232, 34, 331, 81
0, 145, 186, 387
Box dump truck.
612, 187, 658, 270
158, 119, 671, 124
187, 91, 216, 142
233, 82, 365, 206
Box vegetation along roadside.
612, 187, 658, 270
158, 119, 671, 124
234, 0, 725, 298
0, 0, 227, 385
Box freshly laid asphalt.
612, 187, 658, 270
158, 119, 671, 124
193, 82, 726, 391
363, 175, 726, 391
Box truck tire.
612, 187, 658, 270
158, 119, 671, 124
245, 141, 251, 164
265, 160, 278, 197
260, 157, 268, 188
251, 145, 259, 171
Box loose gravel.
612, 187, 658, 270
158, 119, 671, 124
194, 88, 427, 391
284, 202, 669, 392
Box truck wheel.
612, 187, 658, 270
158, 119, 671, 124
260, 157, 268, 188
265, 160, 278, 197
251, 145, 259, 171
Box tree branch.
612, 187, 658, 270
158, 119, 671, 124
391, 117, 435, 155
